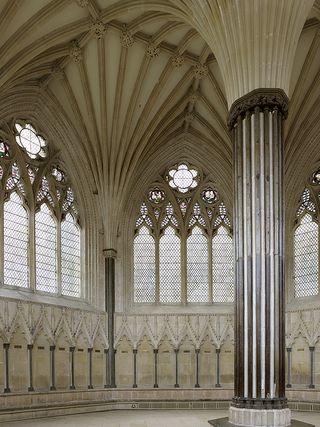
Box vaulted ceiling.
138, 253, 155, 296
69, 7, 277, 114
0, 0, 320, 242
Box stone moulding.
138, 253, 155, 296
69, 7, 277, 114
227, 88, 289, 130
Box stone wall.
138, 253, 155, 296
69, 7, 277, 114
0, 298, 319, 392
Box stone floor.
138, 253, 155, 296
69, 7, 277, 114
4, 410, 320, 426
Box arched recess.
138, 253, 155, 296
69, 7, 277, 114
220, 336, 234, 386
158, 336, 175, 387
55, 334, 70, 390
33, 331, 51, 391
199, 336, 215, 386
92, 334, 105, 388
10, 326, 28, 392
291, 335, 310, 386
75, 333, 89, 389
0, 88, 101, 308
137, 336, 154, 387
116, 336, 133, 387
179, 336, 195, 387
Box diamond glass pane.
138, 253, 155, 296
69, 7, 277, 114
187, 226, 209, 302
4, 192, 29, 287
61, 214, 81, 297
294, 214, 319, 298
212, 227, 234, 302
134, 226, 155, 303
35, 204, 57, 293
159, 226, 181, 303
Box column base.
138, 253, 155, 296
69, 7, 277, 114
208, 418, 314, 427
228, 407, 291, 427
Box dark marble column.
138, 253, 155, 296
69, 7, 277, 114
133, 349, 138, 388
49, 345, 56, 391
227, 89, 290, 423
195, 348, 200, 388
309, 347, 315, 389
215, 348, 221, 388
88, 347, 93, 389
286, 348, 292, 388
27, 344, 34, 392
104, 348, 108, 388
69, 346, 75, 390
174, 348, 179, 388
103, 248, 117, 388
153, 348, 159, 388
3, 343, 10, 393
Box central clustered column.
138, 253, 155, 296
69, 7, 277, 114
228, 89, 289, 426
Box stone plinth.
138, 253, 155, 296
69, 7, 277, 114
208, 418, 314, 427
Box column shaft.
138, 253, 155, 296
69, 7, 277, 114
27, 344, 34, 392
70, 347, 75, 390
309, 347, 315, 389
215, 348, 221, 388
229, 89, 289, 414
104, 249, 116, 388
50, 345, 56, 391
286, 348, 292, 388
154, 349, 158, 388
133, 349, 137, 388
3, 343, 10, 393
195, 348, 200, 388
174, 349, 179, 388
88, 347, 93, 389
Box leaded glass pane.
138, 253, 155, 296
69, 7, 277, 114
61, 214, 81, 297
159, 226, 181, 303
212, 226, 234, 302
294, 214, 319, 298
4, 192, 29, 287
35, 204, 57, 293
187, 226, 209, 302
134, 226, 155, 303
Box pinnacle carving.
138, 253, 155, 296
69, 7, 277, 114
193, 63, 208, 79
171, 55, 184, 68
120, 28, 134, 48
227, 88, 289, 129
69, 41, 82, 63
146, 43, 160, 58
90, 20, 106, 40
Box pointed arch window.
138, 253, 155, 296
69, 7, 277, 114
133, 162, 234, 304
293, 185, 319, 298
0, 119, 82, 298
4, 192, 29, 288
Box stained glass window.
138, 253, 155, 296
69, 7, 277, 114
0, 119, 82, 298
61, 214, 81, 297
159, 227, 181, 303
35, 204, 57, 293
212, 227, 234, 302
4, 192, 29, 287
133, 163, 233, 304
294, 214, 318, 298
187, 227, 208, 302
134, 226, 155, 303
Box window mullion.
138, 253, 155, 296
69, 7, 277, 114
0, 199, 4, 286
57, 218, 62, 295
208, 231, 213, 303
181, 228, 187, 305
29, 204, 36, 291
155, 231, 160, 304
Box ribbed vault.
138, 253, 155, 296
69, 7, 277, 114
0, 0, 319, 247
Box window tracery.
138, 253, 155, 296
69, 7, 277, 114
133, 162, 233, 304
294, 174, 320, 298
0, 119, 81, 297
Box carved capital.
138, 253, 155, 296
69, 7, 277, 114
103, 248, 117, 259
193, 63, 208, 79
90, 20, 106, 40
69, 41, 82, 63
120, 28, 134, 48
171, 55, 184, 68
227, 88, 289, 129
146, 43, 160, 58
